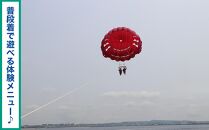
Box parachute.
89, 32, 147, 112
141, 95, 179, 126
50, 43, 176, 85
101, 27, 142, 75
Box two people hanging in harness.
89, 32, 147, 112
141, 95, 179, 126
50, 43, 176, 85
118, 65, 127, 75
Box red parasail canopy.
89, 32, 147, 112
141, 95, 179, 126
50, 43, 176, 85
101, 27, 142, 62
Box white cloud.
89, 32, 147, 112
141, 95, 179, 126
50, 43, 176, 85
124, 101, 138, 106
103, 90, 160, 98
123, 101, 156, 107
141, 101, 156, 106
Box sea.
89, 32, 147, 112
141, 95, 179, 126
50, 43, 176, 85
23, 125, 209, 130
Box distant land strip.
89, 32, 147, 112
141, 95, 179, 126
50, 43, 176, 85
22, 120, 209, 128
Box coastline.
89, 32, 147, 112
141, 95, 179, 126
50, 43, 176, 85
22, 120, 209, 128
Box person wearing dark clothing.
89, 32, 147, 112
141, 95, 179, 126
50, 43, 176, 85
119, 67, 122, 75
123, 66, 127, 74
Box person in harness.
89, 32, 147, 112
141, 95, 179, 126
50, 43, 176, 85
123, 66, 127, 75
118, 66, 122, 75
